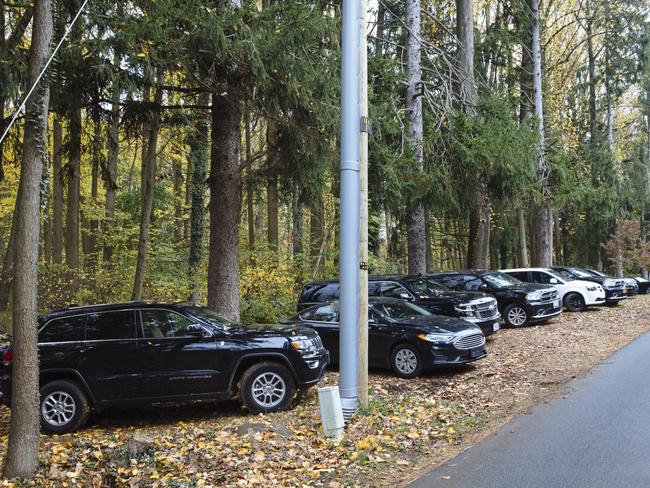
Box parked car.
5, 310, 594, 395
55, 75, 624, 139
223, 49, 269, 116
283, 297, 486, 378
551, 267, 627, 306
429, 270, 561, 328
633, 276, 650, 294
0, 302, 329, 434
501, 267, 605, 312
586, 269, 639, 297
297, 276, 501, 336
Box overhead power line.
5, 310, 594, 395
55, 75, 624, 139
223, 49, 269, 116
0, 0, 90, 147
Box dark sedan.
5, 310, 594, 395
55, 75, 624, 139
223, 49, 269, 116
282, 298, 486, 379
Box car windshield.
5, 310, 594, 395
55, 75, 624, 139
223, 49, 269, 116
182, 305, 236, 329
588, 269, 607, 277
404, 278, 448, 298
482, 272, 521, 288
568, 268, 595, 279
635, 277, 648, 283
372, 301, 432, 320
554, 269, 575, 281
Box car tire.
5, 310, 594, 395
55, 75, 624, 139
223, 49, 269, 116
390, 343, 422, 379
40, 380, 91, 435
564, 292, 586, 312
504, 303, 529, 327
239, 362, 296, 414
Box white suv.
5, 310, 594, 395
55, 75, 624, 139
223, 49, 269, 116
501, 268, 606, 312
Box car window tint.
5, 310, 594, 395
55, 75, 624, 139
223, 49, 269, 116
141, 310, 194, 338
39, 316, 85, 343
300, 283, 339, 303
531, 271, 552, 284
299, 304, 338, 322
509, 272, 528, 282
380, 282, 410, 299
85, 311, 137, 341
463, 277, 484, 291
367, 281, 382, 296
434, 275, 460, 289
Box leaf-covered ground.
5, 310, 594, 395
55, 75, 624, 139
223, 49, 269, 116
1, 296, 649, 487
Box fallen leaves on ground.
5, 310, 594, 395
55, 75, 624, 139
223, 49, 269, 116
0, 297, 648, 487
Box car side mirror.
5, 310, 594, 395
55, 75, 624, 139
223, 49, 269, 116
399, 292, 412, 300
185, 323, 206, 337
368, 318, 376, 325
550, 278, 558, 284
479, 284, 489, 291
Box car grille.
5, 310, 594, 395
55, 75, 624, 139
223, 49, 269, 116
454, 333, 486, 350
541, 289, 558, 302
313, 335, 323, 350
470, 298, 498, 319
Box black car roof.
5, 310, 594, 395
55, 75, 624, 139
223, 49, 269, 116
303, 275, 447, 286
428, 270, 491, 276
40, 301, 196, 322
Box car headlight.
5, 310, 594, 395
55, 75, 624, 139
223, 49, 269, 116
291, 337, 319, 353
586, 286, 599, 292
454, 304, 475, 317
526, 291, 543, 301
418, 333, 456, 344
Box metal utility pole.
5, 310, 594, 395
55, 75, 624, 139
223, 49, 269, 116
339, 0, 361, 418
358, 0, 369, 408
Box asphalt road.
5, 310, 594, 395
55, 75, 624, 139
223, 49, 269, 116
410, 330, 650, 488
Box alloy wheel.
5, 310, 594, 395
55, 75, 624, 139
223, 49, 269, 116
507, 306, 527, 327
42, 391, 76, 427
251, 372, 286, 408
394, 348, 418, 375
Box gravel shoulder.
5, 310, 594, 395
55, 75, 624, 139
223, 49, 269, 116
0, 296, 648, 487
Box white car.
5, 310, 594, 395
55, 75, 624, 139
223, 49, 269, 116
501, 268, 606, 312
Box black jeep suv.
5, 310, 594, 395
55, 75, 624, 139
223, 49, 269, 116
0, 302, 328, 434
284, 298, 486, 378
430, 270, 561, 328
297, 276, 501, 336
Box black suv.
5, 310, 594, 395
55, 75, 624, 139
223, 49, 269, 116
0, 302, 328, 434
430, 270, 561, 328
551, 267, 628, 305
283, 298, 486, 378
297, 276, 501, 336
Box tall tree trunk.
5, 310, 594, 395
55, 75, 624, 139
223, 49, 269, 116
457, 0, 489, 268
3, 0, 52, 478
172, 151, 183, 243
0, 4, 5, 183
425, 211, 433, 272
267, 177, 279, 250
132, 81, 162, 300
208, 86, 241, 321
310, 194, 325, 267
188, 95, 209, 302
86, 105, 100, 270
65, 108, 81, 269
405, 0, 426, 275
52, 117, 63, 264
103, 54, 120, 264
244, 109, 255, 250
292, 185, 303, 259
529, 0, 552, 267
517, 207, 529, 267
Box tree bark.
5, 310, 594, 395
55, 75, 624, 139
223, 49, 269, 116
517, 207, 529, 267
103, 54, 120, 264
267, 177, 279, 250
52, 117, 63, 264
405, 0, 426, 275
244, 109, 255, 250
132, 81, 162, 301
85, 105, 100, 270
292, 185, 303, 259
309, 194, 325, 266
529, 0, 552, 267
65, 107, 81, 269
188, 94, 209, 302
208, 86, 241, 321
3, 0, 52, 478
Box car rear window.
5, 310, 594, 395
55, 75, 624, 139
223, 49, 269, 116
85, 310, 137, 341
299, 283, 339, 303
39, 316, 85, 343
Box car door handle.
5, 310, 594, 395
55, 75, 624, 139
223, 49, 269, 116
79, 345, 93, 354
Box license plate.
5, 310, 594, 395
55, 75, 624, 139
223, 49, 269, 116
553, 300, 560, 308
492, 322, 500, 332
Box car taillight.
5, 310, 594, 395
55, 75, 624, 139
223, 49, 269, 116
2, 350, 13, 366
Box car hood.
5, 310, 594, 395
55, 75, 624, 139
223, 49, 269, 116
499, 283, 552, 293
391, 315, 482, 334
570, 279, 602, 289
228, 323, 316, 337
415, 291, 489, 304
